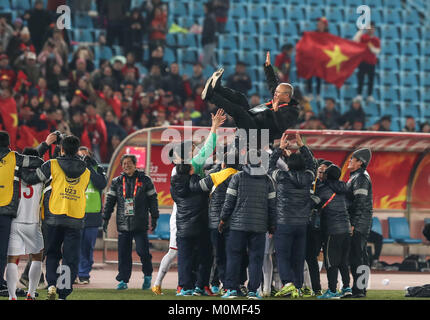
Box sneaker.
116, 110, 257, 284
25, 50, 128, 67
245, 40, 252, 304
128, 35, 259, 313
201, 76, 214, 101
239, 285, 248, 296
315, 289, 323, 297
116, 281, 128, 290
47, 285, 57, 300
192, 287, 206, 296
211, 286, 220, 295
221, 289, 238, 299
176, 289, 193, 296
247, 291, 263, 300
152, 285, 162, 295
219, 287, 226, 296
275, 283, 296, 297
25, 293, 35, 301
355, 95, 363, 101
176, 286, 183, 294
142, 276, 152, 290
262, 290, 271, 297
317, 289, 341, 299
340, 287, 353, 298
78, 277, 90, 285
19, 277, 29, 288
366, 95, 374, 103
301, 286, 314, 298
211, 68, 224, 90
291, 288, 301, 298
351, 292, 366, 298
204, 286, 216, 296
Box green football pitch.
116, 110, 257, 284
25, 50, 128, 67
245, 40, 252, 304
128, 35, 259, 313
0, 289, 426, 300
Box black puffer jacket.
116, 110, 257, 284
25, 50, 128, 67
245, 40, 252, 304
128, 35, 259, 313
103, 170, 159, 232
220, 164, 276, 233
346, 168, 373, 236
190, 167, 238, 230
171, 170, 209, 238
0, 148, 43, 217
315, 180, 351, 236
269, 146, 316, 226
23, 155, 105, 229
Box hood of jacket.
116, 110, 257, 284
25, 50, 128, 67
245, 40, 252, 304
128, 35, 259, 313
0, 147, 10, 160
327, 180, 348, 194
57, 155, 87, 179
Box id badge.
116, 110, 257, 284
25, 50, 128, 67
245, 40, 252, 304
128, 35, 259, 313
124, 198, 135, 216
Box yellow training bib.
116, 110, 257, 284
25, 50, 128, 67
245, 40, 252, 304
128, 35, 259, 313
0, 152, 16, 207
48, 159, 90, 219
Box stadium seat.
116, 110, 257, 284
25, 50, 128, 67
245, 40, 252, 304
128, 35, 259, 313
424, 88, 430, 103
267, 4, 286, 20
286, 6, 305, 21
401, 41, 419, 56
239, 35, 258, 51
0, 0, 11, 11
248, 3, 267, 20
380, 55, 398, 70
339, 22, 356, 39
399, 56, 418, 72
400, 87, 420, 102
402, 25, 420, 41
400, 103, 421, 119
380, 102, 400, 117
230, 3, 247, 19
217, 49, 237, 66
259, 35, 278, 51
74, 29, 93, 43
148, 214, 171, 240
340, 85, 355, 100
259, 20, 278, 35
177, 48, 198, 64
94, 45, 113, 61
366, 116, 380, 129
404, 10, 420, 25
166, 33, 176, 47
422, 26, 430, 41
372, 217, 395, 243
326, 7, 344, 23
297, 21, 313, 35
277, 20, 298, 37
381, 86, 399, 102
383, 0, 402, 8
327, 0, 343, 5
345, 0, 363, 6
218, 34, 237, 50
383, 8, 401, 24
380, 71, 398, 86
189, 1, 204, 18
75, 13, 93, 29
238, 50, 257, 67
391, 119, 401, 131
12, 0, 30, 11
383, 40, 399, 55
225, 20, 237, 34
202, 65, 215, 79
400, 72, 418, 87
388, 217, 422, 244
423, 42, 430, 56
238, 19, 257, 35
177, 17, 195, 29
170, 2, 188, 17
305, 6, 323, 21
365, 102, 380, 117
176, 33, 197, 48
381, 24, 400, 40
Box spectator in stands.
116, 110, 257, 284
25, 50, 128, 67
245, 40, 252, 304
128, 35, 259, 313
402, 116, 416, 132
143, 64, 163, 92
0, 54, 16, 87
12, 18, 23, 34
180, 98, 202, 126
351, 120, 364, 131
420, 122, 430, 133
7, 27, 35, 65
306, 17, 329, 101
37, 39, 63, 76
27, 0, 52, 54
378, 115, 392, 131
111, 56, 125, 90
104, 110, 127, 142
153, 107, 170, 126
300, 114, 326, 130
202, 2, 217, 69
162, 62, 186, 103
250, 93, 261, 107
85, 103, 108, 162
353, 23, 380, 103
103, 0, 130, 48
193, 85, 205, 112
122, 53, 140, 82
189, 62, 205, 92
341, 98, 366, 130
14, 51, 40, 86
318, 98, 341, 130
91, 64, 115, 91
275, 44, 294, 83
135, 112, 153, 130
51, 28, 68, 71
124, 8, 146, 62
149, 6, 168, 52
213, 0, 230, 33
120, 115, 136, 136
146, 46, 168, 75
69, 45, 95, 73
0, 17, 14, 53
46, 63, 63, 95
226, 61, 252, 95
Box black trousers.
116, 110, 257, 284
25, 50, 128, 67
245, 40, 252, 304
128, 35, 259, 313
45, 225, 82, 299
342, 231, 369, 294
307, 77, 321, 95
305, 225, 323, 292
0, 215, 12, 287
357, 62, 376, 96
177, 233, 212, 291
323, 233, 351, 293
367, 230, 383, 261
116, 230, 153, 283
209, 228, 227, 287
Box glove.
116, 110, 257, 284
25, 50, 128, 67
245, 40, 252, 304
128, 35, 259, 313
218, 220, 225, 234
103, 220, 109, 233
151, 218, 158, 232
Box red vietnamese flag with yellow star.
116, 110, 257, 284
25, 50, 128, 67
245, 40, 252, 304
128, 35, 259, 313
0, 95, 18, 148
295, 32, 368, 88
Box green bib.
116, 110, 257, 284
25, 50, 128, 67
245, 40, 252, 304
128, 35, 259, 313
85, 166, 102, 213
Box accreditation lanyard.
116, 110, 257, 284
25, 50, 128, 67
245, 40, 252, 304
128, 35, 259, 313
123, 176, 138, 199
322, 193, 336, 209
266, 100, 289, 111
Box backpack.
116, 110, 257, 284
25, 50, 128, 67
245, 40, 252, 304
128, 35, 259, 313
405, 284, 430, 297
399, 255, 430, 272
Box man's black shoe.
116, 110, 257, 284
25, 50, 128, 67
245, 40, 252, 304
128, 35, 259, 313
201, 76, 214, 101
211, 68, 224, 91
351, 293, 366, 298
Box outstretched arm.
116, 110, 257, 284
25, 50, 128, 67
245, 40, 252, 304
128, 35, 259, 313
264, 51, 280, 96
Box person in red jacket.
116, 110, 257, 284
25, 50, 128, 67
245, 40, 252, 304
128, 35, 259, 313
353, 23, 381, 103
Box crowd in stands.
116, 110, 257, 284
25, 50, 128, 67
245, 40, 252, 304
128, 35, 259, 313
0, 0, 428, 164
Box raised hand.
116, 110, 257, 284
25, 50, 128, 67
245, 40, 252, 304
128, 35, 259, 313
265, 51, 271, 67
279, 132, 289, 150
211, 108, 227, 130
296, 132, 304, 147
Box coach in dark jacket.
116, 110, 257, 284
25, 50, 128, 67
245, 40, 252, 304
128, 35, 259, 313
219, 149, 276, 298
345, 148, 373, 298
103, 154, 159, 291
270, 133, 316, 297
190, 149, 240, 291
170, 163, 212, 295
314, 164, 351, 297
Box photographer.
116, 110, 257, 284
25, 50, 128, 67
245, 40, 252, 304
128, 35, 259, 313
0, 131, 43, 294
103, 154, 159, 291
22, 135, 104, 300
76, 146, 107, 284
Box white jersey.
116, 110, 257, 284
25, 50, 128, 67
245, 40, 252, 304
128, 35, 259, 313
169, 167, 178, 249
14, 181, 43, 224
